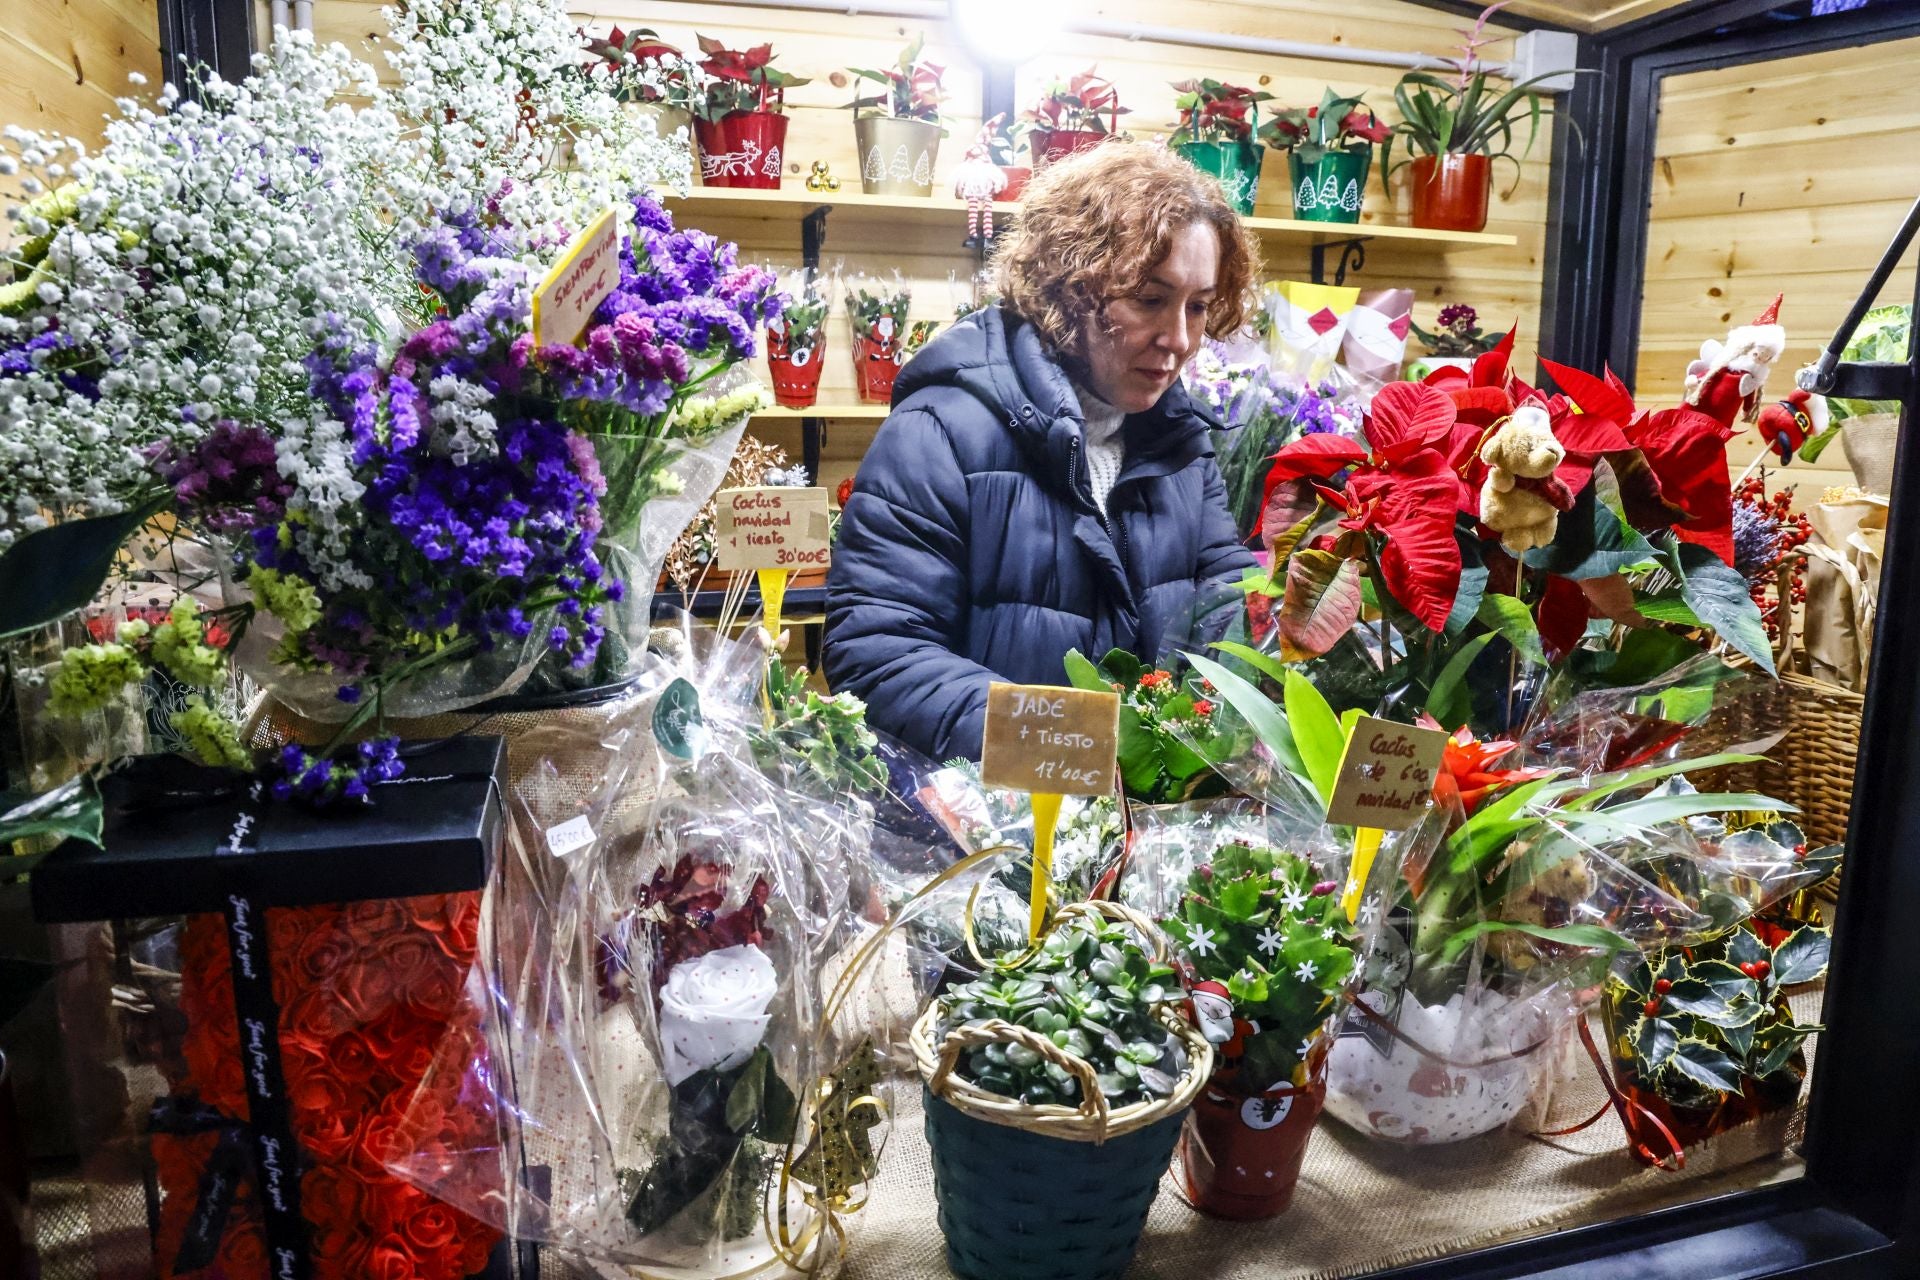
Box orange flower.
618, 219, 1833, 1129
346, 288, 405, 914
1416, 714, 1550, 816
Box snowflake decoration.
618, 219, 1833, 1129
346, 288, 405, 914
1293, 960, 1318, 982
1188, 924, 1220, 958
1322, 927, 1341, 941
1279, 887, 1310, 913
1255, 928, 1284, 956
1358, 895, 1381, 925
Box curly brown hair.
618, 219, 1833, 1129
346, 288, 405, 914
991, 140, 1261, 359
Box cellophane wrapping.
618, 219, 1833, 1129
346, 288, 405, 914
385, 623, 956, 1277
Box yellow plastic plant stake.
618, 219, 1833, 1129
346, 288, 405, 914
1342, 826, 1383, 923
1028, 791, 1064, 941
757, 566, 790, 643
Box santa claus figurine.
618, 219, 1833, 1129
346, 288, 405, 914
1188, 980, 1259, 1088
1756, 386, 1830, 465
1684, 293, 1787, 427
953, 113, 1010, 250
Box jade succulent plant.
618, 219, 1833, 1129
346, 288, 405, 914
936, 913, 1188, 1108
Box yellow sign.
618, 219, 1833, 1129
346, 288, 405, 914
980, 682, 1120, 799
1324, 716, 1449, 831
714, 487, 832, 572
530, 207, 620, 347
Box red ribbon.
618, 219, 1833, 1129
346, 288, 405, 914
1530, 1019, 1685, 1171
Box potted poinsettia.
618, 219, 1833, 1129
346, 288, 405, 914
582, 26, 710, 144
1169, 78, 1273, 215
1259, 88, 1389, 224
1383, 2, 1567, 231
1158, 841, 1356, 1218
848, 34, 947, 197
913, 903, 1210, 1280
1023, 67, 1130, 168
692, 35, 810, 189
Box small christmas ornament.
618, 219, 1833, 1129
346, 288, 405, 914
788, 1036, 883, 1199
953, 112, 1009, 250
806, 160, 840, 192
1756, 386, 1828, 464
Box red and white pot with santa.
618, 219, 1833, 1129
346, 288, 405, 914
1177, 981, 1329, 1220
855, 314, 903, 404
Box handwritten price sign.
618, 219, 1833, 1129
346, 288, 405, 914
980, 682, 1120, 798
714, 487, 832, 572
531, 207, 620, 347
1325, 716, 1449, 831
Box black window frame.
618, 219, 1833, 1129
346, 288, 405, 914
153, 0, 1920, 1273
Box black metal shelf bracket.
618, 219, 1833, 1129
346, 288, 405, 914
1309, 237, 1369, 286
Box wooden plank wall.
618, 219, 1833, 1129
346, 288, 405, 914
1638, 35, 1920, 500
1, 0, 162, 148
302, 0, 1556, 494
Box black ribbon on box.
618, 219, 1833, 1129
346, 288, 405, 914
33, 736, 509, 1278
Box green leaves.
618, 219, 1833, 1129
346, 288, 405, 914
0, 493, 169, 640
1635, 1015, 1679, 1072
1668, 1038, 1745, 1094
1187, 650, 1305, 784
1523, 483, 1655, 581
1771, 926, 1832, 988
726, 1046, 799, 1141
1436, 920, 1633, 964
1424, 632, 1496, 731
1283, 669, 1344, 808
1475, 592, 1546, 665
0, 774, 104, 850
1674, 541, 1776, 676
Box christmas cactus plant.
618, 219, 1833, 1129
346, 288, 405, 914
936, 912, 1189, 1108
1162, 843, 1355, 1093
751, 659, 888, 797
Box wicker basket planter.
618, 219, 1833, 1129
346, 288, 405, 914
910, 902, 1212, 1280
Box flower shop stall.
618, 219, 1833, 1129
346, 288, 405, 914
4, 0, 1920, 1279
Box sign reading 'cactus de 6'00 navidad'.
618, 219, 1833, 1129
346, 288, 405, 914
713, 486, 833, 572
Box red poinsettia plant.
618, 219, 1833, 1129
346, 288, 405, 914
1245, 305, 1785, 737
1169, 78, 1274, 145
694, 34, 811, 121
1023, 67, 1131, 135
1258, 88, 1391, 163
848, 33, 946, 124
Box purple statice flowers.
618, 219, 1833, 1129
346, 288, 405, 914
536, 190, 781, 416
148, 421, 294, 533
270, 737, 405, 805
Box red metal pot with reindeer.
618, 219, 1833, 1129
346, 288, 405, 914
1141, 838, 1359, 1219
692, 36, 809, 189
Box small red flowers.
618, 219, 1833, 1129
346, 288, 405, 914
1139, 669, 1173, 690
1192, 699, 1215, 717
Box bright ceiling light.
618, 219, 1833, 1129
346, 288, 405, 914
951, 0, 1069, 67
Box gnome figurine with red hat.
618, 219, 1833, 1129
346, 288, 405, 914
953, 113, 1009, 250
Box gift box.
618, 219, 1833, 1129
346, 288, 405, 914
32, 737, 513, 1280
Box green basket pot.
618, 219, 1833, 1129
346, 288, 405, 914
924, 1089, 1186, 1280
1287, 149, 1371, 224
1172, 139, 1265, 216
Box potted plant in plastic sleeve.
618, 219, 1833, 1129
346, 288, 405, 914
1260, 88, 1388, 225
847, 34, 947, 197
766, 267, 831, 408
693, 36, 810, 189
1406, 302, 1506, 379
1169, 78, 1272, 216
846, 274, 914, 404
582, 27, 709, 148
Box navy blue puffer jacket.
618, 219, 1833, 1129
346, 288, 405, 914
824, 305, 1254, 761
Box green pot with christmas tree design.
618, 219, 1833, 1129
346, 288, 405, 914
1287, 149, 1370, 224
854, 116, 942, 197
1172, 140, 1264, 216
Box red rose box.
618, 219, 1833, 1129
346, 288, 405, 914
32, 738, 514, 1280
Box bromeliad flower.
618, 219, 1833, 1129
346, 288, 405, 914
1417, 714, 1552, 815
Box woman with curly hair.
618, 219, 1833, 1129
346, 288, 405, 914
825, 142, 1259, 760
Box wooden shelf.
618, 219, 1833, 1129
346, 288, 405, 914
751, 404, 890, 421
659, 185, 1517, 250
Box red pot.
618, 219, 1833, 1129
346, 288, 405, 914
998, 166, 1032, 202
1178, 1062, 1326, 1219
854, 332, 902, 404
1408, 153, 1492, 232
767, 330, 825, 408
1031, 128, 1109, 169
693, 111, 790, 189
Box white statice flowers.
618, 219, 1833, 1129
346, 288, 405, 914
0, 1, 691, 549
